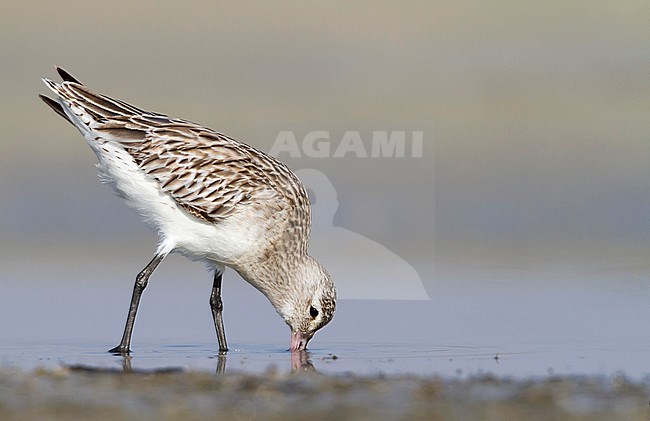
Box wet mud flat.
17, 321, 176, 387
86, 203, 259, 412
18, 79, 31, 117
1, 368, 650, 420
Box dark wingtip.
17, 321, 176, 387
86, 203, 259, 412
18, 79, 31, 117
55, 66, 82, 85
39, 94, 74, 126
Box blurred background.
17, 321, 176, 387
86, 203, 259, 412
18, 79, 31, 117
1, 1, 649, 352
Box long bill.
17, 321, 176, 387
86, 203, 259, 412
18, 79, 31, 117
290, 331, 312, 351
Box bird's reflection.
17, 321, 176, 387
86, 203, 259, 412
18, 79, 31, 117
212, 349, 316, 374
121, 354, 132, 372
291, 350, 316, 373
215, 351, 227, 375
98, 349, 318, 374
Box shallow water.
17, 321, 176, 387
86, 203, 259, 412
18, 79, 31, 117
2, 251, 650, 380
2, 340, 650, 380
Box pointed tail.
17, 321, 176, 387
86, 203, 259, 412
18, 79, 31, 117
38, 66, 84, 126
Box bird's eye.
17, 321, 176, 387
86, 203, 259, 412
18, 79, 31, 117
309, 306, 319, 318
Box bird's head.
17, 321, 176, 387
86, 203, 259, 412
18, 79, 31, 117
274, 256, 336, 351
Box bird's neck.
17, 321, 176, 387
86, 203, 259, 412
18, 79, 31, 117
235, 253, 310, 307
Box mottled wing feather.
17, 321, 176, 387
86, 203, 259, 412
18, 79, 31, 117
43, 74, 310, 230
96, 117, 284, 223
124, 123, 307, 226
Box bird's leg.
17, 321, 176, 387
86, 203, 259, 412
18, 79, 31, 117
210, 270, 228, 352
109, 252, 167, 354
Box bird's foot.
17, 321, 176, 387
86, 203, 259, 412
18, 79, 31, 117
108, 344, 131, 355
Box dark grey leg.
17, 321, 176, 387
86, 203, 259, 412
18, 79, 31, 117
109, 252, 167, 354
210, 270, 228, 352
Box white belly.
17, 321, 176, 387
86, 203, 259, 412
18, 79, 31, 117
89, 140, 258, 265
